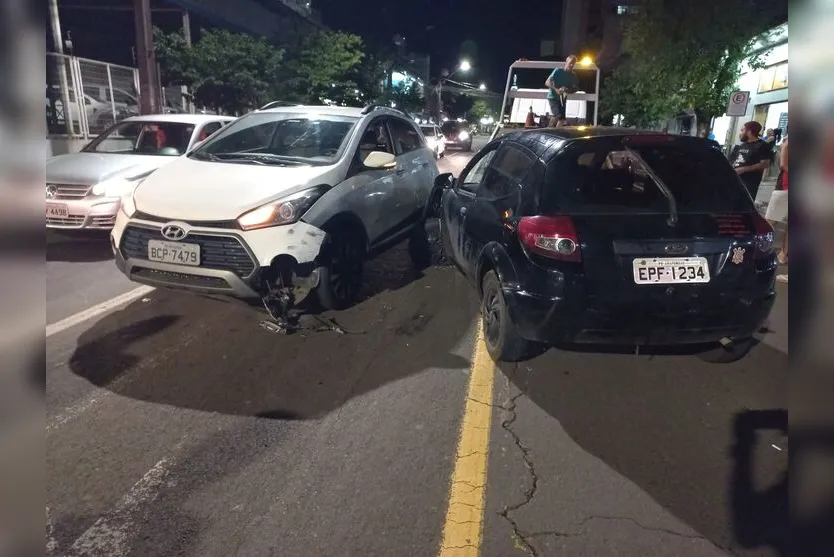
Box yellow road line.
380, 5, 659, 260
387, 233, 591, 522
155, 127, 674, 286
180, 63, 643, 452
439, 322, 495, 557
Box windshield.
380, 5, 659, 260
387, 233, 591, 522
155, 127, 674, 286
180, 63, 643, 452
442, 122, 467, 134
83, 121, 195, 156
542, 138, 753, 214
190, 112, 358, 165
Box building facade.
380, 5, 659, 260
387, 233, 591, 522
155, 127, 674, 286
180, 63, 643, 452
712, 23, 788, 149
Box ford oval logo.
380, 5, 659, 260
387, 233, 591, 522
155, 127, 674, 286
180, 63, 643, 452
664, 243, 689, 255
161, 224, 187, 241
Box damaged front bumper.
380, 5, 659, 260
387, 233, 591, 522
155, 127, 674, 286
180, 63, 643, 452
111, 218, 327, 300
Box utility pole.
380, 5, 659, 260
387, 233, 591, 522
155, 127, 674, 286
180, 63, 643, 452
181, 10, 194, 113
48, 0, 75, 135
134, 0, 159, 114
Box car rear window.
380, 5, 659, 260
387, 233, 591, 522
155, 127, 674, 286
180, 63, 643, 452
542, 138, 753, 214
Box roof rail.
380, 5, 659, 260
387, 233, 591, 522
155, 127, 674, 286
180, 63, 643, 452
360, 104, 411, 118
258, 100, 304, 110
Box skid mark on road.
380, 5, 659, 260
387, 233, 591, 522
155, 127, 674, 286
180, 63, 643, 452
63, 438, 187, 557
438, 322, 495, 557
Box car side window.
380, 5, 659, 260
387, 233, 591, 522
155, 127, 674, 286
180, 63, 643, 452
478, 144, 535, 199
389, 118, 424, 154
458, 148, 498, 194
200, 121, 224, 139
356, 118, 395, 166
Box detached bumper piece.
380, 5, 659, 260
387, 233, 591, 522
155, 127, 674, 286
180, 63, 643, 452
117, 225, 261, 298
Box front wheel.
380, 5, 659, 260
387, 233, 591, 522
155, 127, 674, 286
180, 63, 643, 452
315, 232, 365, 310
481, 270, 528, 362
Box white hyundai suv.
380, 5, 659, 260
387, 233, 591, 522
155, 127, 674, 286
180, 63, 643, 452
111, 104, 440, 321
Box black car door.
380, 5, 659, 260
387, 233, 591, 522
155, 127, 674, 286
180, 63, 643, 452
444, 144, 500, 276
464, 143, 536, 266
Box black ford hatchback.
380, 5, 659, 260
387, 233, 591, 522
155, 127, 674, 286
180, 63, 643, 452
437, 127, 777, 363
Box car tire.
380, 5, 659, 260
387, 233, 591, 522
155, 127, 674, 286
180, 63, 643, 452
315, 229, 365, 311
408, 220, 433, 270
697, 337, 755, 364
481, 270, 528, 362
464, 142, 472, 152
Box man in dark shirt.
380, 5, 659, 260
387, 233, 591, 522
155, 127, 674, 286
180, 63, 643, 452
729, 120, 774, 200
545, 55, 580, 127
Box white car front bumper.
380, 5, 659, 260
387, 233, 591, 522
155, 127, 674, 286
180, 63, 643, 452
110, 211, 328, 299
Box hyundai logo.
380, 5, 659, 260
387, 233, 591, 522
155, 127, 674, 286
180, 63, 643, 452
664, 243, 689, 255
46, 185, 57, 199
161, 224, 187, 241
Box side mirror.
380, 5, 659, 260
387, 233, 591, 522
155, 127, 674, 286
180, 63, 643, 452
363, 150, 397, 169
435, 172, 454, 190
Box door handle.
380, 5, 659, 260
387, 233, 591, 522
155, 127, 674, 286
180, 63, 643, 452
459, 206, 468, 216
396, 168, 406, 175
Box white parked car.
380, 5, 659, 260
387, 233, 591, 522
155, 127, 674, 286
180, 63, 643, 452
46, 114, 234, 230
420, 124, 446, 159
110, 104, 441, 315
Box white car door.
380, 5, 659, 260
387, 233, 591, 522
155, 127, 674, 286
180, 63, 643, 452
388, 117, 436, 223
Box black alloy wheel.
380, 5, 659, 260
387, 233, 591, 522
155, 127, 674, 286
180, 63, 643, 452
316, 233, 364, 310
481, 271, 528, 361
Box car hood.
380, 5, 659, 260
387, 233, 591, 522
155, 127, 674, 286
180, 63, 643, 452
133, 156, 338, 221
46, 152, 174, 185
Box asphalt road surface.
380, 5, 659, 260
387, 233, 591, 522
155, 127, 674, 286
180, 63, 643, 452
46, 136, 791, 557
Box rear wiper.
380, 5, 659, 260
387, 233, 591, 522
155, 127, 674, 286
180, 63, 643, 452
624, 146, 678, 228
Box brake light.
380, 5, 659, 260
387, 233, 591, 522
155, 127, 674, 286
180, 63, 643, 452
517, 216, 581, 262
752, 212, 775, 257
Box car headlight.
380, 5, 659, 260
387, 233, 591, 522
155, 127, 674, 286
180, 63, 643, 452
91, 176, 133, 198
237, 185, 329, 231
458, 131, 470, 141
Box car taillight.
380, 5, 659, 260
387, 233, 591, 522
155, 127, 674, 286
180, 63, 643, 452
752, 212, 775, 257
517, 216, 581, 262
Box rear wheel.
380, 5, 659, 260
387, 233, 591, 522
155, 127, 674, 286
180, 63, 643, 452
697, 337, 755, 364
315, 230, 365, 310
481, 271, 528, 362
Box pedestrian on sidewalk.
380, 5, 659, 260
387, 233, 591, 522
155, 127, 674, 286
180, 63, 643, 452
730, 121, 774, 200
545, 55, 579, 127
765, 136, 789, 280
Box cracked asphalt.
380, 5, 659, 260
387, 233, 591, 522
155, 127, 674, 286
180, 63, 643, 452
46, 139, 790, 557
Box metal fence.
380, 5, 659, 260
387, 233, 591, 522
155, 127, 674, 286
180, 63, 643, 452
46, 52, 140, 138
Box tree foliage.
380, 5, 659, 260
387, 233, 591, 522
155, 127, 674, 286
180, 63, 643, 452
469, 99, 495, 122
154, 28, 284, 114
285, 30, 365, 104
602, 0, 783, 129
388, 82, 424, 113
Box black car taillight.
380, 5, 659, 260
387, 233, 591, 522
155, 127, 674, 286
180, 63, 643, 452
752, 212, 775, 258
517, 216, 581, 262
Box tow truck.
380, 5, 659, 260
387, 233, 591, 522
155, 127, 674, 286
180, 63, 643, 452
489, 58, 601, 141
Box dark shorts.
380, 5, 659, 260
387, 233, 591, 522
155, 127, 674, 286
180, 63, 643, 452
548, 96, 566, 119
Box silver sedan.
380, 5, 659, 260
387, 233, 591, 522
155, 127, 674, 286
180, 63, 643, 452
46, 114, 234, 230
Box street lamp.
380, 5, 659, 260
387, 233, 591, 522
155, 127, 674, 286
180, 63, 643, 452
479, 83, 486, 90
579, 55, 594, 67
437, 59, 472, 120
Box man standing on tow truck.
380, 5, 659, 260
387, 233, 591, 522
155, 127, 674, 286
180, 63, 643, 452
545, 55, 580, 127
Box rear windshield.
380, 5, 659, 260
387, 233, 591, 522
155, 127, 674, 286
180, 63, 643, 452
442, 122, 467, 133
542, 138, 753, 214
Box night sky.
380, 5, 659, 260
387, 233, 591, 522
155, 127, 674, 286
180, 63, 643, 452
317, 0, 562, 90
51, 0, 562, 92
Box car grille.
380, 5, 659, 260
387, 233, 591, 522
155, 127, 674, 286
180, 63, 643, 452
90, 215, 117, 228
120, 225, 256, 277
46, 215, 84, 227
47, 183, 90, 200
